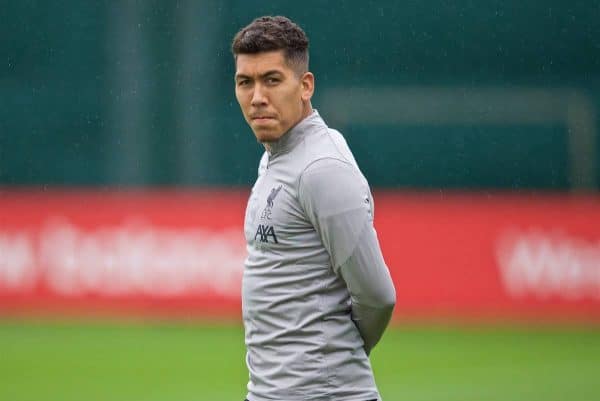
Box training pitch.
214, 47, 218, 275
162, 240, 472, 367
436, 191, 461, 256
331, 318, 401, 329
1, 320, 599, 401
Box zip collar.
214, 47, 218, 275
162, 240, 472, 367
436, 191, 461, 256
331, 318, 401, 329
266, 110, 325, 157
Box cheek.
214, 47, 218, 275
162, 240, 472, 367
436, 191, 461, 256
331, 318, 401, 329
281, 89, 303, 112
289, 94, 304, 116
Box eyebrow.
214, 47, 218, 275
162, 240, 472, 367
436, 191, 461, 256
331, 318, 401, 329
235, 70, 283, 80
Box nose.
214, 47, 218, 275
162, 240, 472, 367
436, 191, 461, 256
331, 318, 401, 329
251, 84, 267, 107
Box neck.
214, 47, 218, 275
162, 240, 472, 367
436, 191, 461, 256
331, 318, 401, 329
301, 101, 313, 120
264, 102, 313, 153
263, 108, 322, 156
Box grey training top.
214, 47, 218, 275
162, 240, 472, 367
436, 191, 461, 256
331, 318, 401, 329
243, 110, 396, 401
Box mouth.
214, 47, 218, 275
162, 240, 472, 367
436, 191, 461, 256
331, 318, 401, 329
251, 117, 276, 127
250, 114, 275, 122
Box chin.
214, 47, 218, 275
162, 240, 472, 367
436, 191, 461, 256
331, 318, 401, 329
253, 130, 283, 143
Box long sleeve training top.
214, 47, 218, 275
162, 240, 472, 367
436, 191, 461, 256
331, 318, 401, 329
242, 110, 396, 401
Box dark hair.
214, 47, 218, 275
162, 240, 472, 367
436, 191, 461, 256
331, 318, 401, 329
231, 16, 309, 74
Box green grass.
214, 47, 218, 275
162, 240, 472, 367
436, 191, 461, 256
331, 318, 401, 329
1, 321, 599, 401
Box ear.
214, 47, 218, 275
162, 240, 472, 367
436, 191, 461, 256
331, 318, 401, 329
300, 72, 315, 102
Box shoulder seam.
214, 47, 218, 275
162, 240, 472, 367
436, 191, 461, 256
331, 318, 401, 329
324, 128, 352, 164
297, 157, 356, 206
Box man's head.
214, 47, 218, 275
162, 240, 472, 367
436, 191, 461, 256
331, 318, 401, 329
232, 16, 314, 143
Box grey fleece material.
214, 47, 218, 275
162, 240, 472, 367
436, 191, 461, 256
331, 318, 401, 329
243, 110, 396, 401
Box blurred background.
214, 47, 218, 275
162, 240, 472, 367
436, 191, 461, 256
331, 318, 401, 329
1, 1, 600, 401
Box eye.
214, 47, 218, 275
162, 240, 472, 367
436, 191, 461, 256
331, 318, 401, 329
237, 79, 250, 87
266, 77, 280, 85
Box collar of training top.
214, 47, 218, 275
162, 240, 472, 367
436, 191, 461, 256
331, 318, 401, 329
266, 109, 325, 157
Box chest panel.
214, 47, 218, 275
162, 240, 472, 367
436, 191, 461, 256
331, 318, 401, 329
244, 173, 309, 251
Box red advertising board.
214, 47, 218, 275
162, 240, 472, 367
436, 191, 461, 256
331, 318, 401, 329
375, 192, 600, 322
1, 189, 599, 322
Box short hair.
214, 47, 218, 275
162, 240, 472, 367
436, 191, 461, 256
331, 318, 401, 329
231, 16, 309, 75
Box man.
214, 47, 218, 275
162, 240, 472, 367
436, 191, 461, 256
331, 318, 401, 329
232, 16, 396, 401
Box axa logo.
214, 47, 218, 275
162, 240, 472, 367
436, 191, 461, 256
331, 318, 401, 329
261, 184, 283, 220
255, 224, 278, 244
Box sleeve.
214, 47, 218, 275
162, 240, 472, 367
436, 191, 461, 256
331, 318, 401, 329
298, 158, 372, 271
298, 158, 396, 354
338, 224, 396, 354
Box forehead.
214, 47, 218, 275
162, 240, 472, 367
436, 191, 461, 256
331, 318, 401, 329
235, 50, 292, 76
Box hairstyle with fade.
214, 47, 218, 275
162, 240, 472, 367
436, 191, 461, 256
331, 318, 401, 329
231, 16, 309, 76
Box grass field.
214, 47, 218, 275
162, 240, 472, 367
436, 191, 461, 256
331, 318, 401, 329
1, 320, 599, 401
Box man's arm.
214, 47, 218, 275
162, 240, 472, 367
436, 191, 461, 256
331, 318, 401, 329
299, 157, 396, 354
338, 223, 395, 354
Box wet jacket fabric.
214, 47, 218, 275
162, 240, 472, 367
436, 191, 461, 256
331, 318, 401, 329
243, 110, 396, 401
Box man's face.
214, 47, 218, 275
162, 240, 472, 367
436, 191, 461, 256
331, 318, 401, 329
235, 50, 313, 143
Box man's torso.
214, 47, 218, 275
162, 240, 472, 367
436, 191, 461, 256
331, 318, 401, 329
242, 112, 380, 401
